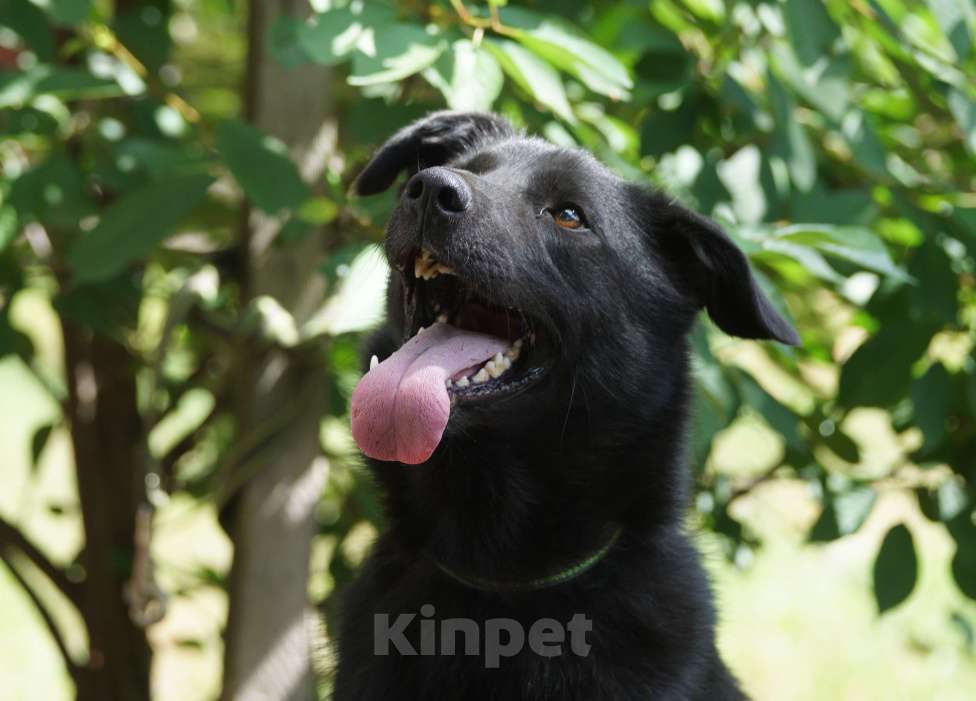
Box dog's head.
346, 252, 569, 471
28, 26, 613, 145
350, 111, 798, 466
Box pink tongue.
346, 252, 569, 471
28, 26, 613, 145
350, 322, 510, 464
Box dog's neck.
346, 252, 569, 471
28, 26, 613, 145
370, 367, 693, 585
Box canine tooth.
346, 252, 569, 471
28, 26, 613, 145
455, 376, 469, 388
493, 352, 504, 365
472, 368, 490, 384
436, 313, 448, 323
370, 355, 379, 370
417, 325, 425, 334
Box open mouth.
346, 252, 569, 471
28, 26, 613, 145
407, 248, 547, 400
349, 247, 550, 465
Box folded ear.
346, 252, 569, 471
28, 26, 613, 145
353, 111, 515, 196
650, 193, 800, 346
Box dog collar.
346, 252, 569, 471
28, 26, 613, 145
430, 526, 623, 593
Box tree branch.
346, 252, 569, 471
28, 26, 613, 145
0, 516, 81, 604
0, 550, 79, 681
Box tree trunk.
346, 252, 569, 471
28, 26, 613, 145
221, 1, 333, 699
62, 325, 152, 701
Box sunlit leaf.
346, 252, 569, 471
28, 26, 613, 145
773, 224, 908, 279
926, 0, 974, 60
347, 24, 446, 86
0, 66, 123, 108
498, 6, 632, 100
423, 39, 503, 111
484, 38, 574, 122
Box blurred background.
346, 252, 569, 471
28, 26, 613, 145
1, 0, 975, 699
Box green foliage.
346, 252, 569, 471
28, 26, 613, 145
1, 1, 975, 681
873, 523, 919, 613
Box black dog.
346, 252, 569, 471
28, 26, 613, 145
334, 111, 798, 700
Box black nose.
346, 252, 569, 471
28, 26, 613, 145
404, 167, 472, 215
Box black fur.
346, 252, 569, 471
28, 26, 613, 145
334, 111, 797, 701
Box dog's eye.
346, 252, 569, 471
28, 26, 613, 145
550, 205, 587, 230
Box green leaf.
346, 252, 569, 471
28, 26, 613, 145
303, 245, 389, 337
0, 66, 124, 108
873, 523, 918, 614
917, 480, 969, 522
8, 152, 96, 229
423, 39, 503, 111
68, 173, 214, 283
824, 428, 862, 464
297, 8, 376, 66
738, 375, 806, 456
0, 309, 33, 361
908, 239, 958, 323
484, 39, 574, 122
842, 110, 888, 178
30, 422, 55, 474
774, 224, 908, 280
498, 6, 632, 100
838, 321, 936, 408
782, 0, 841, 67
347, 24, 446, 87
926, 0, 974, 60
44, 0, 90, 25
948, 89, 976, 155
216, 120, 309, 214
0, 206, 17, 254
770, 45, 849, 122
297, 197, 339, 226
835, 487, 876, 534
768, 75, 816, 192
911, 363, 953, 456
809, 499, 840, 542
951, 518, 976, 600
4, 0, 55, 61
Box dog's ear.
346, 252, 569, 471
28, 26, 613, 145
353, 111, 514, 196
650, 194, 800, 346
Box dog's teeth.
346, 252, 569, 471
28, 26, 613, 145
417, 325, 425, 334
455, 376, 470, 388
493, 352, 504, 365
472, 368, 490, 384
436, 313, 448, 323
370, 355, 379, 370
